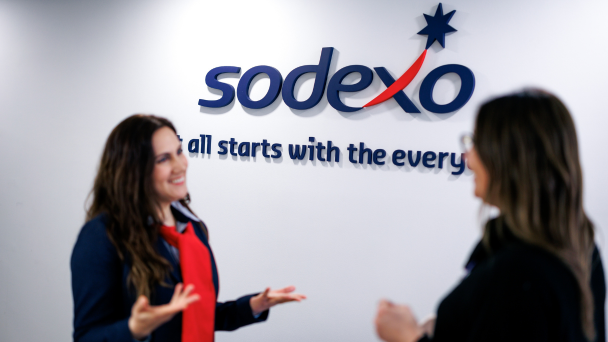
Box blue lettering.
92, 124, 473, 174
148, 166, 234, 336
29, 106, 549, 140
419, 64, 475, 114
438, 152, 449, 168
237, 66, 283, 109
217, 140, 228, 155
282, 47, 334, 110
373, 149, 386, 165
198, 66, 240, 108
271, 143, 282, 159
408, 151, 421, 167
374, 67, 420, 113
238, 142, 250, 157
422, 151, 437, 168
450, 153, 466, 175
327, 65, 374, 112
188, 138, 199, 153
288, 144, 307, 160
392, 149, 406, 166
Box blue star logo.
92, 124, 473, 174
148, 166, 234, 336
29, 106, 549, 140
417, 3, 457, 49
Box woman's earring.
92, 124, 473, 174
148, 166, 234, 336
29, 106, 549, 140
183, 193, 191, 204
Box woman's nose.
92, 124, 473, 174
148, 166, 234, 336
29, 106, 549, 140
173, 154, 187, 172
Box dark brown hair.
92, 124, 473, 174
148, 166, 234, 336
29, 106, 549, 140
475, 89, 595, 340
87, 114, 197, 298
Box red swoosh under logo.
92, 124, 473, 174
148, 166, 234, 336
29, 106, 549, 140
363, 49, 427, 108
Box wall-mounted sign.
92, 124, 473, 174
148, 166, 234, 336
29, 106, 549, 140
180, 134, 468, 174
198, 3, 474, 114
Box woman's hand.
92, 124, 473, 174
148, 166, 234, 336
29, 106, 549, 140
128, 283, 200, 340
420, 315, 436, 338
375, 300, 424, 342
249, 286, 306, 316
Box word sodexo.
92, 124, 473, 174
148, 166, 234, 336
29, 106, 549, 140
198, 3, 474, 114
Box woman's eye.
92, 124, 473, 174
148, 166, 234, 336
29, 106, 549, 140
177, 148, 183, 155
157, 156, 168, 163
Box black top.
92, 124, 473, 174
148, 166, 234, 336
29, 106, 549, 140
423, 218, 606, 342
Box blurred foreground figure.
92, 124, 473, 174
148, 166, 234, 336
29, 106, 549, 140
375, 90, 606, 342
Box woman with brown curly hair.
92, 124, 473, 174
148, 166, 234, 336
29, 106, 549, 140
375, 90, 606, 342
71, 115, 305, 342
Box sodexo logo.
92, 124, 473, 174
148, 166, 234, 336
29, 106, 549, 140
198, 3, 473, 114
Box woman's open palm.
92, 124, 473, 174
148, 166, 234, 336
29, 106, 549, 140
128, 283, 200, 340
250, 286, 307, 316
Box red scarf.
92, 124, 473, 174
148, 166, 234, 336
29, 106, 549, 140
160, 222, 216, 342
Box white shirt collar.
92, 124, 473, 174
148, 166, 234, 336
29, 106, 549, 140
171, 201, 200, 233
171, 201, 200, 222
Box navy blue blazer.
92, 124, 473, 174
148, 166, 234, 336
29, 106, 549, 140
71, 206, 268, 342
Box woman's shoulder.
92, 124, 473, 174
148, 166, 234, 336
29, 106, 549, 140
71, 213, 120, 265
76, 213, 111, 242
483, 243, 580, 301
493, 243, 568, 275
479, 219, 580, 289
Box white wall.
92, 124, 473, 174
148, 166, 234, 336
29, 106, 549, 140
1, 0, 607, 341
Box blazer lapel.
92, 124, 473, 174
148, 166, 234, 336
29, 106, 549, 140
156, 238, 182, 284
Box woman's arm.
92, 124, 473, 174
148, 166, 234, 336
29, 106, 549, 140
71, 217, 134, 342
214, 286, 306, 331
214, 294, 269, 331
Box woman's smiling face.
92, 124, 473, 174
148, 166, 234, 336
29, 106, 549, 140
152, 126, 188, 206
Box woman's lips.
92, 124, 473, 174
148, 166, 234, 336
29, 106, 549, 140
170, 176, 185, 185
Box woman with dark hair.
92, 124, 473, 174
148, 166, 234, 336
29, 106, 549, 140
375, 90, 606, 342
71, 115, 305, 342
